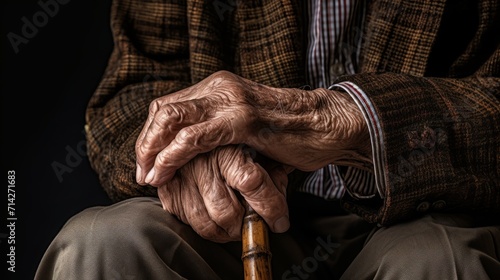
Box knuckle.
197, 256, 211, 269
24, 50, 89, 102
148, 98, 161, 115
157, 111, 181, 134
159, 104, 183, 122
155, 150, 170, 168
236, 165, 265, 194
178, 123, 220, 150
136, 133, 158, 158
211, 211, 233, 229
134, 134, 143, 148
154, 102, 193, 131
208, 70, 239, 90
211, 202, 240, 226
211, 70, 231, 80
134, 136, 143, 152
154, 106, 175, 126
177, 126, 198, 146
196, 220, 219, 240
135, 144, 147, 160
135, 137, 156, 162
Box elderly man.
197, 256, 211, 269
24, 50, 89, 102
36, 0, 499, 279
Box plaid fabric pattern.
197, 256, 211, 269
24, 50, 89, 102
299, 0, 378, 200
305, 0, 365, 88
86, 0, 500, 226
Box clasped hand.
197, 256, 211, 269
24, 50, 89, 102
135, 70, 370, 242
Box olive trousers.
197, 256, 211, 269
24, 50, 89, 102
35, 195, 500, 280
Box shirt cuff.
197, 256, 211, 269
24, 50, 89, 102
328, 81, 386, 199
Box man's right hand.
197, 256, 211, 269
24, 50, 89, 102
135, 71, 372, 189
155, 145, 291, 243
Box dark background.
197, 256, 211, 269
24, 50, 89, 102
1, 0, 114, 279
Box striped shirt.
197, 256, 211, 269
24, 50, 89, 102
298, 0, 385, 200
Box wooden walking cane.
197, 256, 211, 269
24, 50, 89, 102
241, 200, 273, 280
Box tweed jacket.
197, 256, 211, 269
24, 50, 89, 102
85, 0, 500, 226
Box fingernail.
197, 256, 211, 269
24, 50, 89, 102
145, 168, 155, 184
136, 164, 142, 183
273, 216, 290, 233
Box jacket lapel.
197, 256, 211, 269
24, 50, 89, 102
187, 0, 306, 88
234, 0, 306, 87
186, 0, 447, 85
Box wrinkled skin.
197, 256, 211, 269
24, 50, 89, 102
135, 70, 371, 242
156, 145, 290, 243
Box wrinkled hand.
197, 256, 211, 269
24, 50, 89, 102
156, 145, 290, 242
136, 70, 371, 188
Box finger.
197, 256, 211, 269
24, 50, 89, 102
136, 100, 212, 185
135, 84, 199, 155
135, 100, 161, 184
145, 117, 238, 186
223, 155, 289, 233
184, 186, 234, 243
251, 155, 292, 196
197, 172, 244, 240
158, 175, 234, 243
266, 164, 289, 196
157, 176, 187, 222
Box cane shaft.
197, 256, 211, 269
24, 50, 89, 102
242, 204, 272, 280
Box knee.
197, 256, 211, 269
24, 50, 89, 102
36, 197, 206, 280
372, 229, 452, 278
349, 214, 500, 279
56, 197, 164, 248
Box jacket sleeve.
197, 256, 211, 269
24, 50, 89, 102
85, 0, 192, 202
334, 0, 500, 225
337, 73, 500, 226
